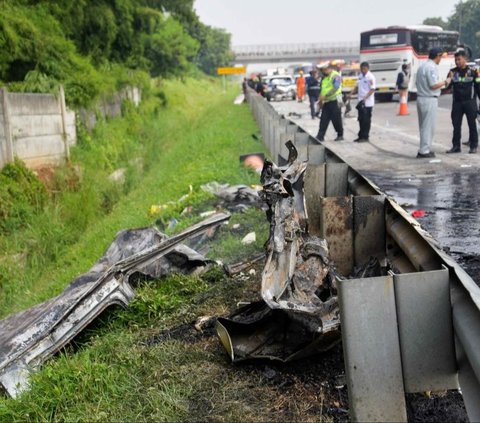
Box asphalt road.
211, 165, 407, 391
270, 94, 480, 283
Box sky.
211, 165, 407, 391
194, 0, 458, 46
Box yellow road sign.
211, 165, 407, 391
217, 67, 246, 75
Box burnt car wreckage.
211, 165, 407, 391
0, 213, 230, 397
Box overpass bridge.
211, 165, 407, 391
232, 42, 359, 65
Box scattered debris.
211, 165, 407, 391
240, 153, 265, 174
251, 133, 261, 142
201, 182, 264, 212
194, 316, 215, 332
288, 112, 302, 119
0, 213, 230, 397
429, 159, 442, 164
224, 253, 266, 276
108, 168, 127, 184
461, 164, 472, 168
241, 232, 256, 245
234, 94, 245, 105
149, 185, 193, 216
411, 210, 427, 218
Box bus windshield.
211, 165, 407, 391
361, 30, 410, 49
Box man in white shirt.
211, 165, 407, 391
415, 47, 451, 158
348, 62, 376, 142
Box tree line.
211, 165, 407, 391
424, 0, 480, 58
0, 0, 233, 106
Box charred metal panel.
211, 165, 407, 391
353, 195, 386, 267
338, 275, 407, 423
319, 197, 353, 276
393, 266, 458, 393
0, 213, 229, 397
325, 163, 348, 197
304, 164, 326, 236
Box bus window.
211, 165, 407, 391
360, 31, 410, 49
411, 32, 458, 55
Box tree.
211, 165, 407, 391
448, 0, 480, 57
422, 17, 449, 29
423, 0, 480, 57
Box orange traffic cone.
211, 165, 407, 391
398, 91, 409, 115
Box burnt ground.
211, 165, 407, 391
138, 185, 474, 422
143, 259, 468, 423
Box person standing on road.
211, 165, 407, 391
415, 47, 451, 158
296, 70, 306, 102
347, 62, 376, 142
396, 64, 410, 96
316, 62, 344, 141
445, 50, 480, 154
306, 69, 321, 119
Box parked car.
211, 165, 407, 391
262, 75, 296, 102
341, 66, 360, 94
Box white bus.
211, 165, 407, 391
360, 25, 460, 100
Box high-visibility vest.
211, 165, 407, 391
321, 70, 342, 102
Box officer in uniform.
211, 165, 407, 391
446, 50, 480, 154
316, 62, 344, 142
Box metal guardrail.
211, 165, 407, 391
245, 88, 480, 422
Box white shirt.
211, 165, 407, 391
357, 71, 376, 107
416, 59, 441, 97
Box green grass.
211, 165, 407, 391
0, 78, 341, 423
0, 77, 265, 318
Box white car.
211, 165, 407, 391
262, 75, 296, 102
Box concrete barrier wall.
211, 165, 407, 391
0, 88, 75, 169
0, 86, 140, 169
78, 87, 141, 131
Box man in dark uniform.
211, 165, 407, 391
446, 50, 480, 154
306, 69, 321, 119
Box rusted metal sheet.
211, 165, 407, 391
393, 266, 458, 393
304, 164, 326, 236
353, 195, 386, 267
338, 275, 407, 423
0, 213, 230, 397
319, 197, 354, 277
325, 162, 348, 197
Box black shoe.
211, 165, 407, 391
417, 152, 436, 158
334, 136, 344, 141
469, 148, 477, 154
316, 135, 324, 142
446, 148, 461, 153
355, 138, 369, 143
462, 141, 470, 145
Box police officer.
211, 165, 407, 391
316, 62, 344, 141
446, 50, 480, 154
306, 69, 321, 119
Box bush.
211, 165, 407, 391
0, 159, 47, 234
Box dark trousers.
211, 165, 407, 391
358, 106, 373, 139
317, 101, 343, 138
451, 99, 478, 149
308, 94, 319, 118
